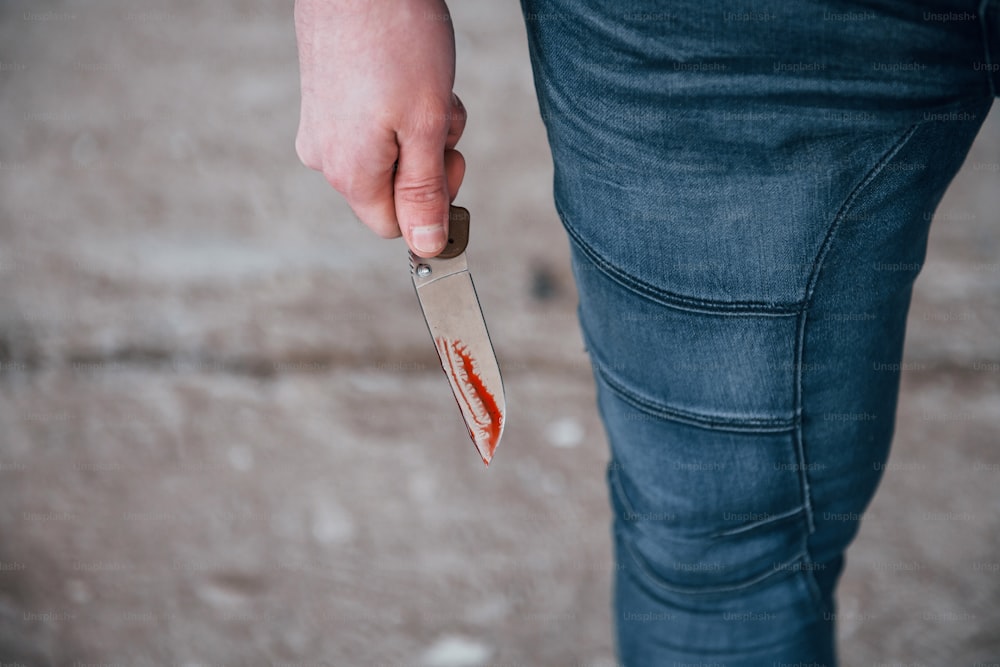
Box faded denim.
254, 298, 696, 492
520, 0, 998, 663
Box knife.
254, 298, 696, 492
410, 206, 506, 465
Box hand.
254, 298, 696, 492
294, 0, 467, 257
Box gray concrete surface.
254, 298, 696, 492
0, 1, 998, 665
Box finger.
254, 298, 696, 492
350, 193, 400, 239
332, 157, 401, 239
444, 149, 466, 203
445, 92, 467, 151
394, 137, 450, 257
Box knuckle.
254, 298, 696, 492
405, 98, 452, 138
320, 152, 357, 195
395, 177, 446, 206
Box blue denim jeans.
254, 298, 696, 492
520, 0, 998, 663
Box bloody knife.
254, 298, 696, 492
410, 206, 506, 465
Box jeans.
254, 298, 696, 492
520, 0, 998, 663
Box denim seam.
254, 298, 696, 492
792, 310, 816, 534
612, 464, 804, 543
622, 533, 812, 596
559, 208, 802, 317
794, 122, 922, 537
710, 505, 805, 538
594, 360, 798, 433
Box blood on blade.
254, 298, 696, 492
435, 337, 503, 464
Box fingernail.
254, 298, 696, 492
412, 225, 445, 254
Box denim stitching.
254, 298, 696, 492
710, 505, 805, 538
794, 122, 922, 537
560, 210, 802, 317
613, 458, 804, 552
793, 309, 815, 534
577, 308, 798, 431
623, 534, 812, 596
594, 360, 798, 433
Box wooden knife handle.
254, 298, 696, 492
437, 206, 470, 259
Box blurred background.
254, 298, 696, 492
0, 1, 998, 664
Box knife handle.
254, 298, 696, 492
437, 206, 470, 259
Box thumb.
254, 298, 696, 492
394, 138, 450, 258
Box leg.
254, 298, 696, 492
521, 0, 993, 662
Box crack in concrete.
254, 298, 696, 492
0, 344, 587, 379
1, 337, 996, 382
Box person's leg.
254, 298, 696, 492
520, 0, 995, 662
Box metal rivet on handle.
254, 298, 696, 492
416, 264, 432, 278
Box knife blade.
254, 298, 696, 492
410, 206, 506, 465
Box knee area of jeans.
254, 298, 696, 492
609, 465, 816, 599
613, 541, 836, 664
611, 512, 835, 664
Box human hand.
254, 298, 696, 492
294, 0, 467, 258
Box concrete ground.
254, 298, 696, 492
0, 1, 998, 665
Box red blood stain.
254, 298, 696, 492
435, 337, 503, 465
